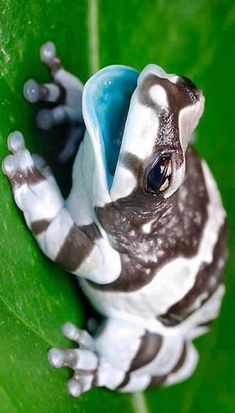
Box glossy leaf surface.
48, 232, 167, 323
0, 1, 235, 412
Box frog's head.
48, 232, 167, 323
83, 64, 204, 206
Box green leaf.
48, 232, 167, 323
1, 1, 235, 412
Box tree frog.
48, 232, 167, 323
2, 42, 227, 397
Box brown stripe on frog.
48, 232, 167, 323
79, 223, 102, 241
149, 342, 188, 388
129, 332, 163, 372
198, 319, 214, 328
90, 148, 209, 292
116, 372, 131, 390
158, 222, 227, 327
10, 167, 46, 188
55, 223, 95, 272
138, 74, 201, 166
149, 374, 167, 387
24, 167, 46, 185
139, 74, 200, 112
120, 342, 188, 391
171, 342, 187, 373
31, 219, 51, 235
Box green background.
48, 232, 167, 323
0, 0, 235, 412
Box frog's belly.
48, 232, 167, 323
79, 160, 226, 324
79, 227, 225, 323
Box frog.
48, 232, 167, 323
2, 41, 227, 397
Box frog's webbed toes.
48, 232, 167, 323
48, 322, 99, 396
23, 42, 84, 163
48, 341, 98, 397
24, 78, 69, 131
23, 43, 64, 109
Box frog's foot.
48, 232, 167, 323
2, 131, 63, 223
48, 322, 127, 397
23, 43, 64, 108
48, 323, 98, 397
23, 41, 85, 162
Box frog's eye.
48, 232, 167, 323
145, 155, 172, 195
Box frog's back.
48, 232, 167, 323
80, 147, 227, 333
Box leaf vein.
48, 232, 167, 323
0, 295, 53, 347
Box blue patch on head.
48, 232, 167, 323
83, 66, 139, 188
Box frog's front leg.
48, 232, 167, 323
2, 131, 117, 284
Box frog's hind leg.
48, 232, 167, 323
94, 320, 198, 393
47, 318, 198, 396
23, 41, 85, 162
118, 340, 198, 393
48, 318, 146, 396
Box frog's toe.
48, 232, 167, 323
67, 372, 94, 397
48, 346, 98, 397
40, 41, 56, 64
7, 131, 25, 154
18, 149, 35, 171
62, 322, 81, 342
3, 131, 43, 187
48, 348, 65, 368
36, 109, 55, 130
23, 79, 42, 103
48, 347, 98, 370
62, 322, 95, 350
67, 378, 82, 398
2, 154, 17, 176
24, 78, 63, 105
3, 131, 33, 178
32, 154, 53, 179
36, 106, 69, 130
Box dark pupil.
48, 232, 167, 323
146, 155, 171, 193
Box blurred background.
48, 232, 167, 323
0, 1, 234, 412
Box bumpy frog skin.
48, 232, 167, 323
2, 42, 227, 397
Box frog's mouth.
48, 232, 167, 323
83, 66, 139, 189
